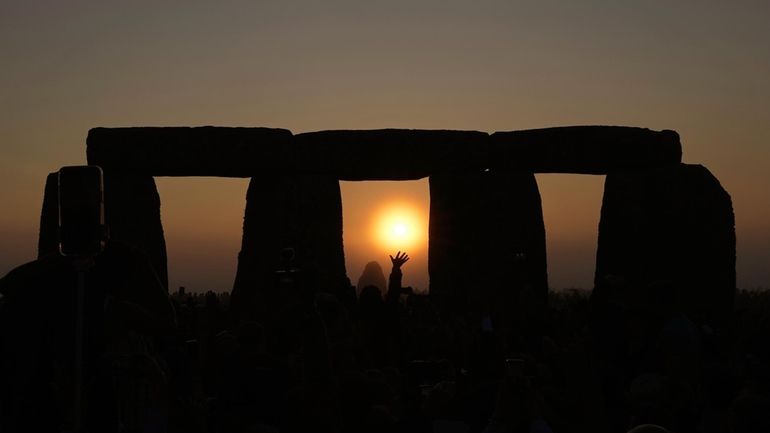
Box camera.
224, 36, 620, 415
58, 166, 105, 257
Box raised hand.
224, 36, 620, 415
389, 251, 410, 270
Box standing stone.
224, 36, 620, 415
231, 174, 346, 320
38, 172, 60, 258
429, 171, 548, 332
36, 170, 167, 290
101, 172, 168, 291
595, 164, 735, 327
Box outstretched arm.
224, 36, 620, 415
386, 251, 409, 304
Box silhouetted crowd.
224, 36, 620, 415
2, 244, 770, 433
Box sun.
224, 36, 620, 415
373, 203, 425, 251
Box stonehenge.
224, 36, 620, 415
596, 164, 736, 326
37, 168, 169, 288
37, 172, 60, 258
230, 173, 346, 320
87, 127, 294, 177
98, 172, 168, 290
36, 125, 735, 326
429, 171, 548, 327
86, 126, 680, 178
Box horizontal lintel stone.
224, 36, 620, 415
86, 125, 681, 178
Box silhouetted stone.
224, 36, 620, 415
51, 124, 700, 312
294, 129, 490, 180
87, 126, 680, 178
36, 170, 166, 288
429, 171, 548, 327
491, 126, 681, 174
356, 261, 387, 296
231, 174, 346, 320
38, 172, 59, 258
87, 127, 293, 177
595, 164, 735, 327
101, 172, 168, 290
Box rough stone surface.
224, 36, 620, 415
39, 124, 728, 327
429, 171, 548, 327
595, 164, 735, 327
87, 126, 680, 179
101, 172, 168, 290
491, 126, 681, 174
87, 127, 293, 177
36, 170, 167, 289
294, 129, 490, 180
37, 172, 59, 258
231, 174, 346, 320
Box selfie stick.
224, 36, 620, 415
73, 258, 94, 433
58, 165, 103, 433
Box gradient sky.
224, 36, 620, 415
2, 1, 769, 292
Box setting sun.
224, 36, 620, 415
392, 223, 408, 237
373, 203, 426, 251
340, 181, 430, 291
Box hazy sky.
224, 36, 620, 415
2, 1, 769, 291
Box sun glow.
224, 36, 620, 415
373, 203, 426, 251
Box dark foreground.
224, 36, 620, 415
1, 254, 767, 433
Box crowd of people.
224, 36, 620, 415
1, 244, 769, 433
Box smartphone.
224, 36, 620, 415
481, 313, 494, 333
504, 358, 525, 378
275, 247, 299, 288
58, 166, 105, 256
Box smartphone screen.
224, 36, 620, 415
58, 166, 104, 256
505, 358, 525, 378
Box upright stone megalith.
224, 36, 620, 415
429, 171, 548, 328
595, 164, 735, 327
101, 172, 168, 290
231, 174, 346, 320
35, 169, 168, 290
33, 123, 710, 327
38, 172, 60, 258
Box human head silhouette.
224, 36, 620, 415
357, 261, 386, 297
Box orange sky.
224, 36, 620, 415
1, 1, 769, 291
152, 174, 607, 292
340, 180, 430, 292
